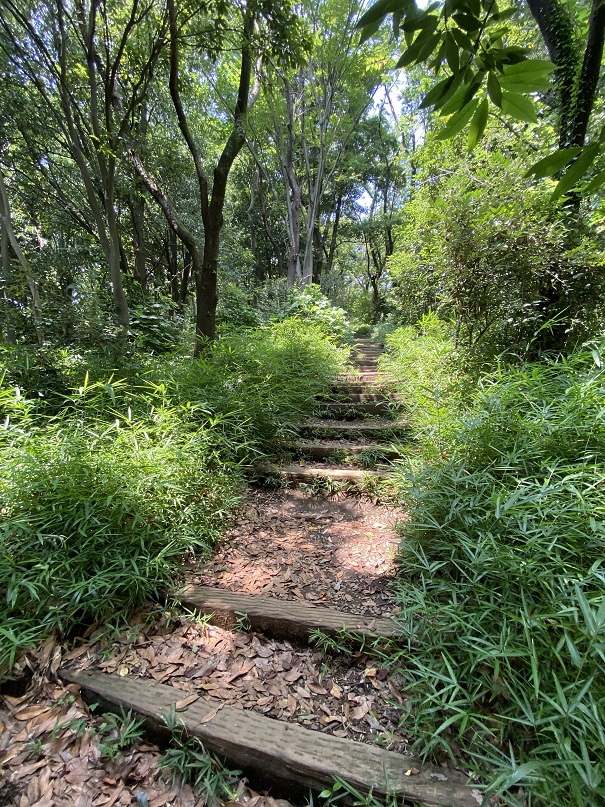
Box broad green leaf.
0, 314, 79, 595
501, 90, 538, 123
356, 0, 409, 29
396, 25, 440, 67
468, 97, 489, 150
500, 61, 554, 93
402, 12, 439, 32
436, 99, 479, 140
502, 58, 555, 76
583, 166, 605, 193
551, 142, 600, 200
450, 27, 474, 50
444, 31, 460, 72
417, 32, 442, 62
420, 75, 457, 109
491, 7, 518, 22
487, 71, 502, 107
526, 147, 583, 178
453, 12, 482, 31
358, 19, 381, 44
440, 84, 471, 116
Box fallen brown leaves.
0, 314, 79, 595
191, 489, 400, 618
1, 641, 299, 807
65, 609, 409, 753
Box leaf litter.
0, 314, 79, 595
187, 488, 402, 618
2, 486, 410, 805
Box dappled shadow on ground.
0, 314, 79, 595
190, 488, 403, 619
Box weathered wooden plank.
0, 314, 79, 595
60, 670, 483, 807
319, 401, 394, 415
255, 462, 389, 483
283, 440, 401, 461
176, 585, 401, 639
301, 419, 408, 433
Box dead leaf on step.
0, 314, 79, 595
405, 768, 420, 776
199, 703, 225, 724
175, 694, 199, 711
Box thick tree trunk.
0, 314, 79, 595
196, 227, 220, 345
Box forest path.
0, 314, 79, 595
53, 342, 480, 807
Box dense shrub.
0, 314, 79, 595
0, 320, 347, 671
389, 137, 605, 357
392, 341, 605, 806
282, 285, 352, 344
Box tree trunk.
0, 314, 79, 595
0, 168, 43, 345
131, 191, 147, 288
1, 217, 16, 343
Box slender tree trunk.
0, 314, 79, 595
1, 217, 16, 343
0, 169, 43, 345
324, 195, 342, 275
181, 249, 191, 304
167, 225, 180, 303
131, 191, 147, 288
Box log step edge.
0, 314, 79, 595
59, 669, 484, 807
175, 585, 402, 639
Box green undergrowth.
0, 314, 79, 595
0, 320, 347, 672
390, 340, 605, 806
377, 313, 466, 460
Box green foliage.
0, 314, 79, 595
356, 0, 605, 197
389, 142, 605, 356
95, 708, 146, 761
378, 314, 462, 455
391, 341, 605, 806
216, 283, 263, 330
0, 321, 346, 671
282, 285, 353, 344
168, 319, 348, 455
129, 300, 185, 354
158, 711, 241, 805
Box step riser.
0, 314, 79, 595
287, 444, 401, 460
256, 463, 387, 484
299, 427, 409, 440
320, 402, 395, 416
177, 586, 400, 639
60, 670, 478, 807
321, 394, 394, 404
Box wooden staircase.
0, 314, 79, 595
58, 341, 483, 806
260, 339, 408, 486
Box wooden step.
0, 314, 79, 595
331, 382, 387, 394
284, 439, 401, 461
318, 401, 395, 416
176, 585, 401, 639
338, 372, 387, 382
60, 670, 481, 807
256, 462, 389, 484
299, 419, 410, 438
322, 393, 393, 404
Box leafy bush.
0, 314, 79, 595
0, 320, 346, 671
216, 283, 263, 330
378, 314, 464, 457
389, 137, 605, 356
282, 285, 352, 344
392, 341, 605, 806
166, 318, 349, 454
129, 299, 185, 353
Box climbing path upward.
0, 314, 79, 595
59, 341, 481, 807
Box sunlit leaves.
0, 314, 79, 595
356, 0, 555, 150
